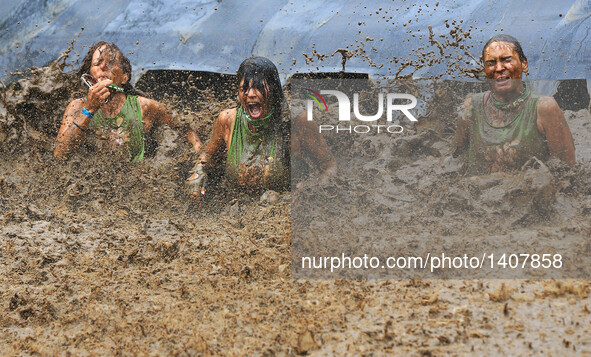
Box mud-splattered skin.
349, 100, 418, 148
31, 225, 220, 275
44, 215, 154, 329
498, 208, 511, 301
191, 59, 336, 199
2, 42, 591, 356
482, 41, 528, 103
452, 39, 576, 171
54, 44, 201, 160
195, 85, 335, 193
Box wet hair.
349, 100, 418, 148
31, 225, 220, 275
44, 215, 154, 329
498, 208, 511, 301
237, 57, 290, 166
481, 34, 527, 63
77, 41, 136, 95
236, 57, 285, 116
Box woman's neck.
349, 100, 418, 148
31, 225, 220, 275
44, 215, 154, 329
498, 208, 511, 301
493, 82, 525, 103
100, 92, 126, 116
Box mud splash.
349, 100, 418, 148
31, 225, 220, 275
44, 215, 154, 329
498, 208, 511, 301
1, 57, 591, 355
302, 20, 481, 79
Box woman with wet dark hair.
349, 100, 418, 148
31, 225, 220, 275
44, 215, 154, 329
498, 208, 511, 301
237, 57, 285, 120
187, 56, 336, 198
77, 41, 137, 96
452, 35, 575, 173
55, 41, 201, 162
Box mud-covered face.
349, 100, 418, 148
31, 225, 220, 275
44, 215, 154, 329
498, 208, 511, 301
238, 78, 271, 120
89, 45, 129, 86
483, 41, 528, 98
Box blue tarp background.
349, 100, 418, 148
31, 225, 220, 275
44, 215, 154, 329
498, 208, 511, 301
0, 0, 589, 83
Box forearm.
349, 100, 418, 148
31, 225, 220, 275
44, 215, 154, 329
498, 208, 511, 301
548, 134, 575, 167
451, 119, 469, 157
553, 120, 576, 167
54, 113, 91, 159
537, 97, 576, 168
451, 97, 472, 157
199, 145, 221, 172
186, 128, 203, 153
200, 126, 228, 172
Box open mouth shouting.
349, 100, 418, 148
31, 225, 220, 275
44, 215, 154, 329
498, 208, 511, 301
247, 102, 263, 119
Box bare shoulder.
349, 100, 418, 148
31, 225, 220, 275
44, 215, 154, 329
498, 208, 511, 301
137, 95, 154, 105
536, 95, 565, 133
217, 108, 236, 127
203, 108, 237, 153
136, 95, 171, 126
137, 95, 162, 112
537, 96, 563, 122
537, 95, 561, 114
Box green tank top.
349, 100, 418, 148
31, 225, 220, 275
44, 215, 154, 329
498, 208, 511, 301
467, 90, 548, 174
88, 95, 145, 163
226, 107, 289, 189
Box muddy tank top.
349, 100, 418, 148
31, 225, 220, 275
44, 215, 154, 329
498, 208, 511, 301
88, 95, 145, 163
467, 90, 548, 174
226, 107, 289, 189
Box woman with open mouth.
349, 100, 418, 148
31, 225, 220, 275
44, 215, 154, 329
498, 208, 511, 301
451, 34, 575, 174
187, 56, 336, 198
54, 41, 201, 162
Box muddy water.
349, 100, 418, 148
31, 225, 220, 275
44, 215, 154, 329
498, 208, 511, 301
1, 59, 590, 355
292, 79, 591, 281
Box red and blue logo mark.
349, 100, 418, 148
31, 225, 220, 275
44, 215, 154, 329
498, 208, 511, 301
305, 88, 328, 111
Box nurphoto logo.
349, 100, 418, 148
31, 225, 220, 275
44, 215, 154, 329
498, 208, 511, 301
304, 88, 418, 134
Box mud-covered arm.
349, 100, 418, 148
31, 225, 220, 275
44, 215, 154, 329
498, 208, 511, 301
292, 112, 337, 180
450, 95, 472, 157
54, 99, 91, 159
198, 109, 233, 171
141, 97, 202, 153
186, 109, 233, 199
536, 96, 575, 167
54, 79, 114, 159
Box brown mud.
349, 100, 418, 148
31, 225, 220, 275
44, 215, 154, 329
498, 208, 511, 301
1, 57, 591, 356
302, 21, 481, 79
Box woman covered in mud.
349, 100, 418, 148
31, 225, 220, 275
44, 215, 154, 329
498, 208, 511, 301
187, 56, 336, 198
451, 34, 575, 174
54, 41, 201, 162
